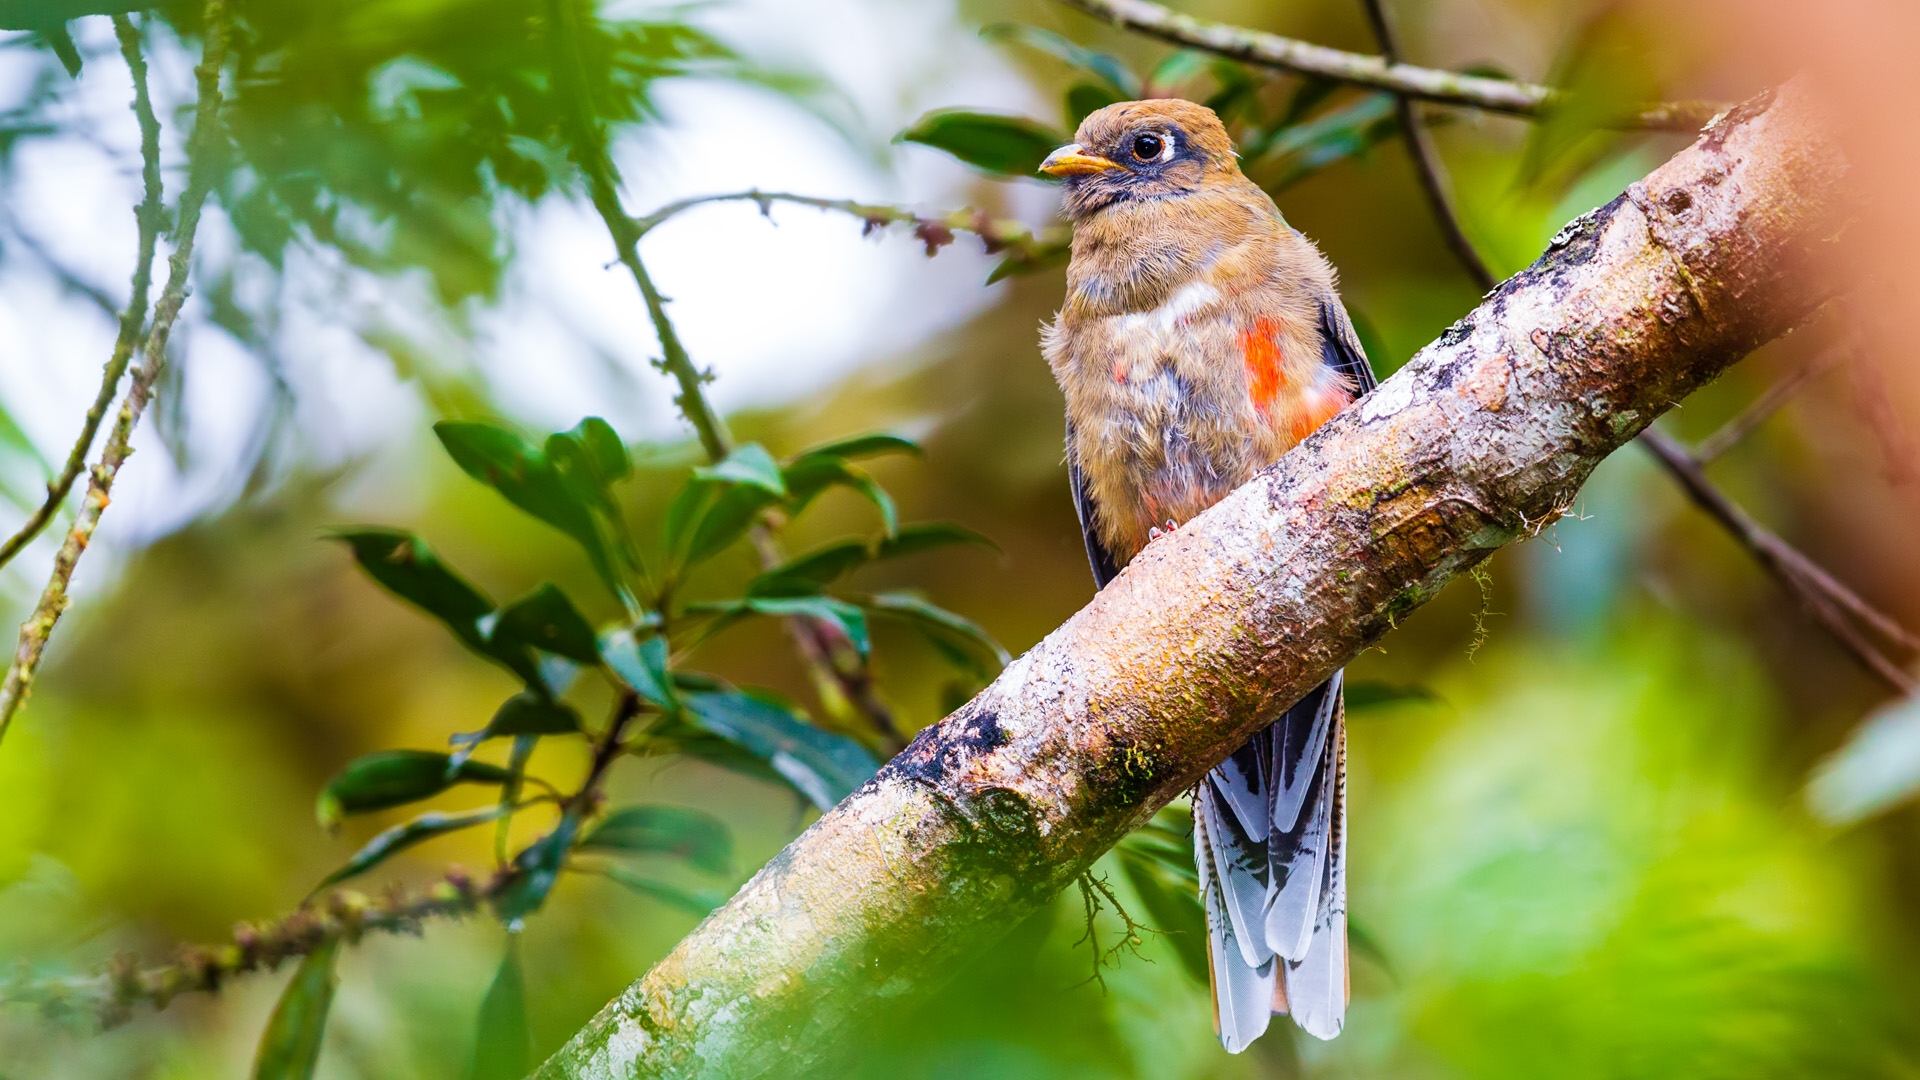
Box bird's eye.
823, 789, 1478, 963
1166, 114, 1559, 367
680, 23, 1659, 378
1131, 133, 1165, 162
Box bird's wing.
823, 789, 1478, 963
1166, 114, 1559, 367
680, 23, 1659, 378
1067, 418, 1124, 589
1319, 295, 1379, 396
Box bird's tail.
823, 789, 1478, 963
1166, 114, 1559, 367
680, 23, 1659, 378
1194, 671, 1349, 1052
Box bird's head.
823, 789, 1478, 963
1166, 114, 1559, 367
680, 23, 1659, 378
1039, 99, 1240, 219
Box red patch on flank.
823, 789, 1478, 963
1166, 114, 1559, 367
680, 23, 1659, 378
1240, 316, 1285, 414
1112, 361, 1128, 384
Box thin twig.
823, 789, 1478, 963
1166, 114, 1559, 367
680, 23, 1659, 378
544, 3, 906, 749
1638, 427, 1918, 693
0, 2, 229, 745
633, 189, 1069, 268
1055, 0, 1721, 131
1693, 337, 1848, 463
0, 15, 165, 572
2, 868, 504, 1027
1358, 0, 1497, 292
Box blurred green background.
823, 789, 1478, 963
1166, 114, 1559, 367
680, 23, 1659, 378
3, 0, 1919, 1077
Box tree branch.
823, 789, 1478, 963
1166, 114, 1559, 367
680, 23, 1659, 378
2, 868, 504, 1027
0, 15, 164, 573
1055, 0, 1719, 130
1358, 0, 1497, 292
1637, 428, 1918, 691
1693, 334, 1847, 463
0, 0, 228, 746
535, 81, 1849, 1079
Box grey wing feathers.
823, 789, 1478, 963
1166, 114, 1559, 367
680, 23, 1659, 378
1319, 296, 1379, 396
1067, 419, 1123, 589
1196, 674, 1351, 1050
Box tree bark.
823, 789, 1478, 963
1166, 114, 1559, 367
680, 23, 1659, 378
535, 80, 1849, 1080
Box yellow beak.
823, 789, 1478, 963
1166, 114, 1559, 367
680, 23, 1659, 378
1039, 143, 1122, 177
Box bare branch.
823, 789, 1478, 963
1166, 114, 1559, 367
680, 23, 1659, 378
1693, 336, 1848, 463
1358, 0, 1498, 292
0, 1, 229, 746
537, 82, 1849, 1079
0, 15, 165, 572
633, 189, 1068, 270
1055, 0, 1720, 131
2, 868, 502, 1027
1638, 428, 1918, 691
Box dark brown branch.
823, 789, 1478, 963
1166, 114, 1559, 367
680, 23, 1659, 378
0, 15, 164, 572
1693, 336, 1848, 463
1055, 0, 1721, 131
1637, 428, 1917, 692
0, 0, 229, 745
1358, 0, 1498, 292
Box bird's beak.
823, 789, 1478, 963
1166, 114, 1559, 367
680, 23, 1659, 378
1039, 143, 1122, 177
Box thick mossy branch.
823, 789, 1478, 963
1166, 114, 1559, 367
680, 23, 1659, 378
534, 80, 1848, 1080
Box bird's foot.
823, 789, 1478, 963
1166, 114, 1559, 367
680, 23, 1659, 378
1145, 519, 1180, 544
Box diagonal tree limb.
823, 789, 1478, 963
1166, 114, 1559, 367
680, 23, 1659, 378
0, 15, 164, 573
1692, 334, 1848, 463
535, 81, 1849, 1079
1055, 0, 1721, 130
1638, 428, 1918, 690
1353, 1, 1916, 697
0, 1, 228, 746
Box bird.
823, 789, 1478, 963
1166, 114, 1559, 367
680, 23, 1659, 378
1038, 98, 1376, 1051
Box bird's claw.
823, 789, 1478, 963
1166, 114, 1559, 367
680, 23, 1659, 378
1146, 519, 1180, 543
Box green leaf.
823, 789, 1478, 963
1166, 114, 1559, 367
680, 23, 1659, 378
580, 805, 732, 874
788, 433, 923, 463
1254, 93, 1399, 192
315, 751, 514, 829
694, 443, 786, 496
898, 110, 1067, 177
873, 522, 1000, 562
484, 692, 583, 737
313, 806, 507, 892
861, 592, 1010, 674
643, 712, 788, 787
688, 596, 872, 658
1345, 681, 1440, 711
1066, 83, 1121, 125
664, 479, 783, 573
599, 629, 677, 709
599, 864, 730, 916
332, 529, 493, 647
433, 421, 615, 590
467, 937, 531, 1080
746, 540, 871, 597
490, 584, 600, 665
781, 456, 896, 535
494, 814, 580, 923
682, 690, 879, 811
554, 416, 631, 485
985, 238, 1071, 285
981, 23, 1141, 97
1807, 693, 1920, 825
251, 937, 341, 1080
